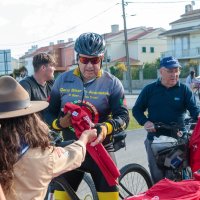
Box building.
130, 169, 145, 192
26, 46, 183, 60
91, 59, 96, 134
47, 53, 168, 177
104, 25, 167, 68
0, 49, 12, 75
160, 4, 200, 71
19, 39, 75, 77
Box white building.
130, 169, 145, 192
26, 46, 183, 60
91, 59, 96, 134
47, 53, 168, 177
104, 25, 167, 68
160, 4, 200, 69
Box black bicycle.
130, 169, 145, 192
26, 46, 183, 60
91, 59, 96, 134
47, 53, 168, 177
115, 132, 153, 199
119, 163, 153, 199
45, 130, 153, 200
150, 119, 196, 181
45, 173, 98, 200
45, 130, 98, 200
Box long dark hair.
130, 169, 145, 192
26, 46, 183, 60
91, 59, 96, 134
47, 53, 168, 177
0, 113, 50, 193
190, 71, 195, 79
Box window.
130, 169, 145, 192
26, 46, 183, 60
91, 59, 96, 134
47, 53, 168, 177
142, 47, 146, 53
150, 47, 154, 53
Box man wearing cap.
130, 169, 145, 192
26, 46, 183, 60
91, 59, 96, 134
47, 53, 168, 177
132, 56, 200, 184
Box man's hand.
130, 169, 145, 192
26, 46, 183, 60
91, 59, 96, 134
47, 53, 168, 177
59, 111, 72, 128
144, 121, 156, 132
90, 123, 108, 146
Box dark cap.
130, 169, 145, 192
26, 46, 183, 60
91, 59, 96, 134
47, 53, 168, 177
160, 56, 181, 68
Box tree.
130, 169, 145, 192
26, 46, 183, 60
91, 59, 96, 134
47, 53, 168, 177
181, 60, 200, 78
12, 68, 20, 78
109, 62, 127, 80
143, 59, 159, 79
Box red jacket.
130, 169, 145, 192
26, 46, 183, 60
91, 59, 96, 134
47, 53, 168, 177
64, 102, 120, 186
189, 118, 200, 173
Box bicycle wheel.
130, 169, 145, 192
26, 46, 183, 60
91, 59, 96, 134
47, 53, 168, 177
45, 173, 98, 200
119, 163, 153, 199
45, 175, 79, 200
76, 173, 98, 200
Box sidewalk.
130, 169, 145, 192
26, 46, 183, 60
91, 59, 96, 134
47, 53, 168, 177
125, 92, 140, 109
125, 89, 141, 95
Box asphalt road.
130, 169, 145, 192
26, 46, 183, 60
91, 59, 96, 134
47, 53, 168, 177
115, 128, 149, 171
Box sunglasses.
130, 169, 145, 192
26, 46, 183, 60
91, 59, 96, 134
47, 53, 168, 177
79, 56, 102, 65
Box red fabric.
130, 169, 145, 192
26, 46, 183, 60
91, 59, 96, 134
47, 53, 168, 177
125, 178, 200, 200
63, 102, 120, 186
189, 118, 200, 173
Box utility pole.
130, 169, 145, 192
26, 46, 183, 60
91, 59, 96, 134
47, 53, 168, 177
122, 0, 132, 94
3, 50, 8, 75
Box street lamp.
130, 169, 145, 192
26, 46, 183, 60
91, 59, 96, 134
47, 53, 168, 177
121, 0, 133, 94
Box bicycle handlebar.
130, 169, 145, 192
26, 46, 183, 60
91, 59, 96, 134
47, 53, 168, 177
154, 122, 180, 131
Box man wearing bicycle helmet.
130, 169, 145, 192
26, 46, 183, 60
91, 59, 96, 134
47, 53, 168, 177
132, 56, 200, 184
45, 32, 129, 200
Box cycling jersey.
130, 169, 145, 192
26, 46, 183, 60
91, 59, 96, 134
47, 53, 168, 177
45, 68, 129, 148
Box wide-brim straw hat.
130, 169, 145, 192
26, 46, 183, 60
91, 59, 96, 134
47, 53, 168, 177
0, 76, 49, 119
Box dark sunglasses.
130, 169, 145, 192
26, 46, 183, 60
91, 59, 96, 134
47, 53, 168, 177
79, 56, 102, 65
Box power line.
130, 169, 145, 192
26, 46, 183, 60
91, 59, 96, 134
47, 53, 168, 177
125, 0, 200, 4
0, 3, 118, 47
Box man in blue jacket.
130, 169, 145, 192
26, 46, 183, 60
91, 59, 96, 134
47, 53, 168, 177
133, 56, 199, 184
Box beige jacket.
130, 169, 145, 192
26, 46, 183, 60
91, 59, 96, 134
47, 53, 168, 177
6, 141, 86, 200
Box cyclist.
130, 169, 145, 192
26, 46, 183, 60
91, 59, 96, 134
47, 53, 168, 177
132, 56, 200, 184
0, 76, 97, 200
45, 32, 129, 200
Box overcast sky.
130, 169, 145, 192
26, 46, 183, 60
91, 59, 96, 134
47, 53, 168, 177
0, 0, 199, 59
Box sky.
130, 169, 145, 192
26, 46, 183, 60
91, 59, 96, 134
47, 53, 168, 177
0, 0, 200, 59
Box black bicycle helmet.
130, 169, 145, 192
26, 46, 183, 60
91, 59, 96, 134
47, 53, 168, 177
74, 32, 106, 56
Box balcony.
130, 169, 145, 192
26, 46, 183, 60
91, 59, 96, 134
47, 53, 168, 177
161, 47, 200, 59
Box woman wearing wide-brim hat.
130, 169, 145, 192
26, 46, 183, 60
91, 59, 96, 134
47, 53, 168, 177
0, 76, 97, 200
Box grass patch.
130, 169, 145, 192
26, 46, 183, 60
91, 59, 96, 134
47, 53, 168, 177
127, 110, 143, 130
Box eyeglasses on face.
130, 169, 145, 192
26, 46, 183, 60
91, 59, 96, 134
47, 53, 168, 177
163, 68, 181, 74
79, 56, 102, 65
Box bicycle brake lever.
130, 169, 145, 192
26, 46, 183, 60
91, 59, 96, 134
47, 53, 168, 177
94, 124, 102, 136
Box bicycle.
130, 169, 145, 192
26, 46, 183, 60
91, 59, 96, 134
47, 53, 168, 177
150, 119, 196, 182
46, 172, 97, 200
45, 130, 98, 200
45, 130, 153, 200
119, 163, 153, 199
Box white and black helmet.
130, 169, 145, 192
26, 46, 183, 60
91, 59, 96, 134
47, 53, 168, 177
75, 32, 106, 56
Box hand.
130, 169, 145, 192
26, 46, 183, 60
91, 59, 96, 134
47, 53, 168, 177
79, 129, 97, 145
144, 121, 156, 132
59, 111, 72, 128
90, 124, 108, 146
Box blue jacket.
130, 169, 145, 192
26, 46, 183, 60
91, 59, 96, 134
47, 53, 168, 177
132, 79, 200, 138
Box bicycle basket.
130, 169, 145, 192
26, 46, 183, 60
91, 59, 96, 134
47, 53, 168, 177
151, 137, 186, 169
